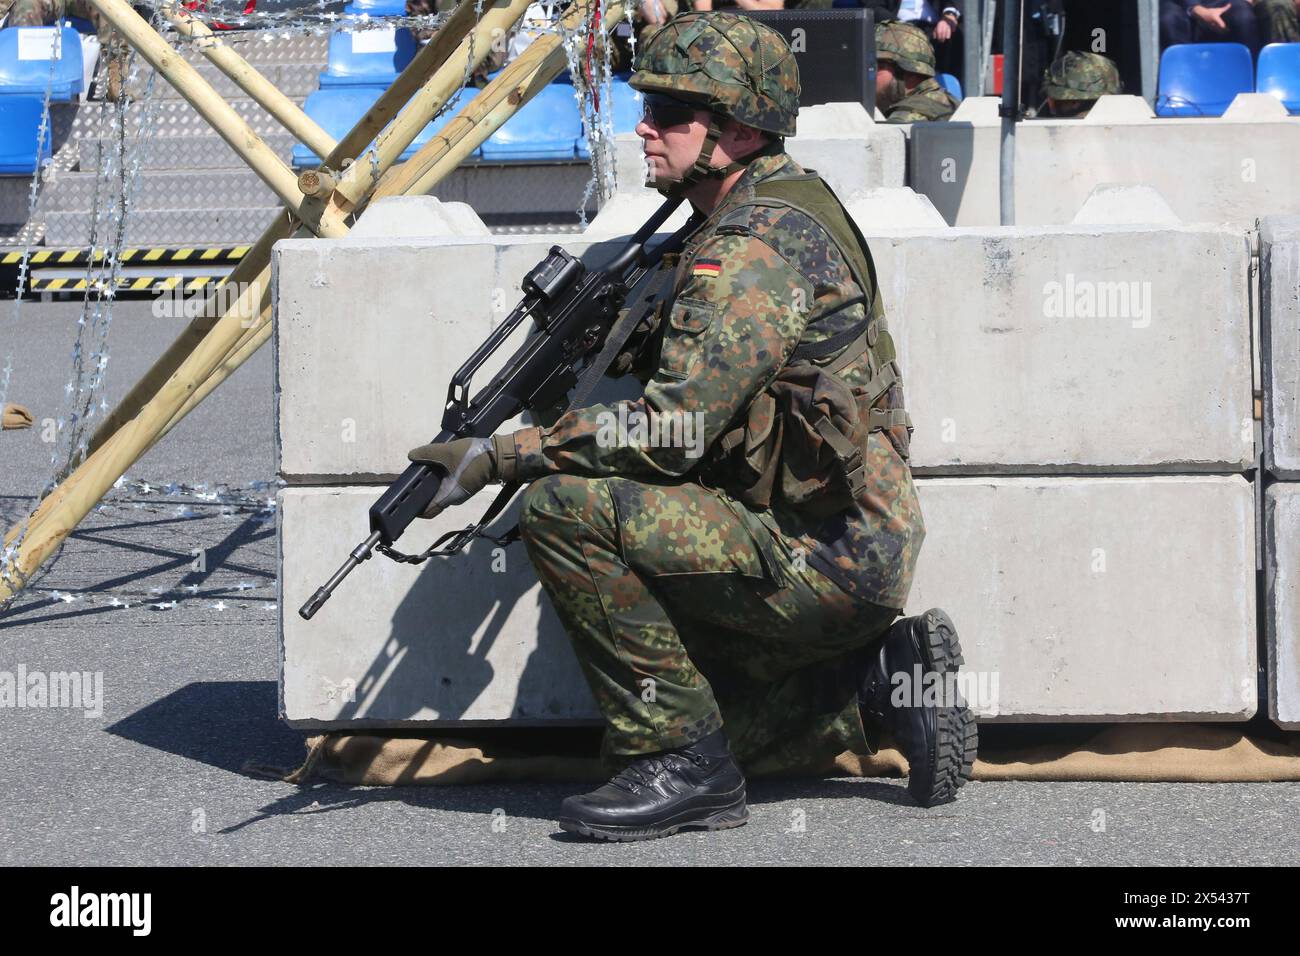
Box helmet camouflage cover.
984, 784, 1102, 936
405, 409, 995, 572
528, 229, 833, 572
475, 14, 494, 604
1042, 50, 1122, 100
876, 20, 936, 77
629, 11, 800, 137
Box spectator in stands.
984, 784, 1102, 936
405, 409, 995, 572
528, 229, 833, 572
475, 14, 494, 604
898, 0, 964, 77
1159, 1, 1260, 54
1256, 0, 1300, 43
1037, 49, 1120, 117
875, 18, 958, 121
6, 0, 128, 101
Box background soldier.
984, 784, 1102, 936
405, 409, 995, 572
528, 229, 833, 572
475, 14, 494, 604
875, 19, 959, 123
1040, 50, 1121, 118
407, 11, 977, 841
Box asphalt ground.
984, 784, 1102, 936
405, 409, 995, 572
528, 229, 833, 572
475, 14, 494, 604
1, 300, 1298, 867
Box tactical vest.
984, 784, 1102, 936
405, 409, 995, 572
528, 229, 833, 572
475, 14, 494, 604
701, 171, 913, 516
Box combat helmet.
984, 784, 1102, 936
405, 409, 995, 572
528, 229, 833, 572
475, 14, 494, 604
1042, 51, 1121, 101
876, 20, 936, 78
629, 12, 799, 196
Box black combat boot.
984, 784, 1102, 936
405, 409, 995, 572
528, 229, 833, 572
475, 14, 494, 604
557, 729, 749, 841
859, 607, 978, 806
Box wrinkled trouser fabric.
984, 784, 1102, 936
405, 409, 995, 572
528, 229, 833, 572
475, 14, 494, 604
519, 472, 901, 776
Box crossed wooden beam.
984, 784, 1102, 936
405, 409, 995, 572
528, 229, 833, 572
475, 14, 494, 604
0, 0, 625, 602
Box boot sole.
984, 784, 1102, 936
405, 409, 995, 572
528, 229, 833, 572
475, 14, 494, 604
909, 608, 979, 807
558, 793, 750, 843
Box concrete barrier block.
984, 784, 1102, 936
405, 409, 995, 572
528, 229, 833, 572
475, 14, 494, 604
906, 475, 1257, 720
873, 225, 1254, 472
1081, 95, 1155, 123
1265, 484, 1300, 730
1222, 93, 1292, 121
1261, 217, 1300, 479
279, 486, 596, 727
1072, 184, 1180, 226
911, 116, 1300, 226
274, 234, 652, 481
950, 96, 999, 123
845, 187, 947, 228
786, 102, 907, 194
346, 196, 490, 241
277, 224, 1253, 478
280, 476, 1256, 726
274, 236, 551, 482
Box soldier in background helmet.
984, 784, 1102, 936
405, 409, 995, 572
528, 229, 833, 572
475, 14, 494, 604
1040, 50, 1121, 118
406, 11, 976, 841
875, 19, 959, 123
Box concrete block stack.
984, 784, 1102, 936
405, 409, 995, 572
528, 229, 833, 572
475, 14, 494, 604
275, 132, 1269, 730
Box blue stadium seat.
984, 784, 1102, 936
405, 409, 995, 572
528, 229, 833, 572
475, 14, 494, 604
318, 26, 416, 88
0, 94, 52, 174
344, 0, 409, 14
937, 72, 962, 100
1257, 42, 1300, 114
1155, 42, 1253, 117
577, 77, 642, 159
292, 86, 482, 168
481, 80, 582, 162
0, 26, 84, 101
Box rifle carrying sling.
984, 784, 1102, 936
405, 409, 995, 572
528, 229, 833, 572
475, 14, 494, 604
701, 172, 913, 517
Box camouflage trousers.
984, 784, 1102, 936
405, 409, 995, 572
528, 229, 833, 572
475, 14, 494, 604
518, 472, 901, 777
1257, 0, 1300, 44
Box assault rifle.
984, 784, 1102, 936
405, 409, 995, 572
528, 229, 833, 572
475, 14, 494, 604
299, 197, 701, 620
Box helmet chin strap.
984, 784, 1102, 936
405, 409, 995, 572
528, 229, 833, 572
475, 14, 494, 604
652, 114, 784, 199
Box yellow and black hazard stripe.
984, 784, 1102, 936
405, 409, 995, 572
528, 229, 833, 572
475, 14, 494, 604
28, 275, 227, 294
1, 245, 252, 268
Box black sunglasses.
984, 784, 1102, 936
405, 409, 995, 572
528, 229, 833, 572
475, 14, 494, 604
641, 94, 699, 129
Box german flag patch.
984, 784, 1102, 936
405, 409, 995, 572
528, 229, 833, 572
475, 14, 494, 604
692, 258, 722, 278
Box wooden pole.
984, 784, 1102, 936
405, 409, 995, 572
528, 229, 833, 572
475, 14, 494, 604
159, 2, 336, 162
85, 0, 510, 459
86, 0, 349, 237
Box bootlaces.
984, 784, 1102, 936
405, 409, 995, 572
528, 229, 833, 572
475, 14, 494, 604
611, 753, 699, 791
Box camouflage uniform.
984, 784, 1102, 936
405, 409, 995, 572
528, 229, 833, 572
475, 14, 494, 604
1257, 0, 1300, 44
1041, 50, 1121, 118
884, 76, 959, 123
876, 19, 958, 123
506, 14, 925, 775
